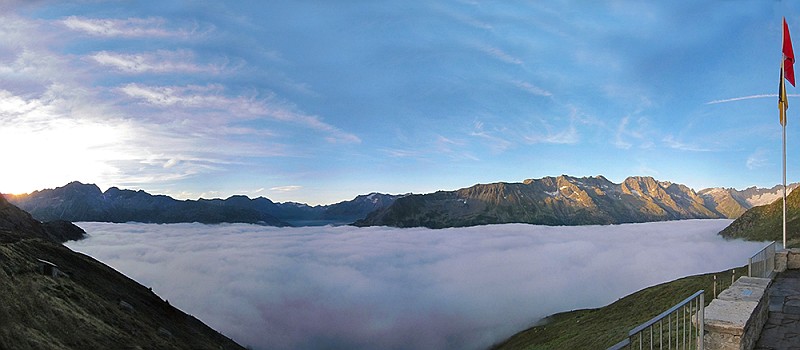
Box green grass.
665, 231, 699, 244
491, 266, 744, 350
0, 235, 245, 350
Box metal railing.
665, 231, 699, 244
608, 290, 705, 350
712, 269, 737, 299
748, 241, 777, 279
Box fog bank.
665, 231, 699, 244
67, 220, 764, 350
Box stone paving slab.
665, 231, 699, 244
755, 269, 800, 350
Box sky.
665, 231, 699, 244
3, 1, 800, 205
66, 220, 766, 350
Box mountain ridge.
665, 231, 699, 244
355, 175, 797, 228
6, 177, 795, 229
6, 181, 402, 227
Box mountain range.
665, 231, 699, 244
0, 194, 245, 349
6, 177, 795, 229
6, 181, 401, 227
355, 175, 797, 228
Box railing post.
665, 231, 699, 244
748, 257, 753, 277
699, 291, 704, 350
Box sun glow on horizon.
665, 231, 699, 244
0, 118, 127, 195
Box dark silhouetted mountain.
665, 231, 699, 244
269, 193, 403, 225
6, 182, 402, 226
0, 194, 85, 243
0, 195, 245, 349
7, 181, 288, 226
355, 175, 757, 228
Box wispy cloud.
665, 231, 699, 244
435, 135, 480, 161
0, 81, 279, 194
746, 149, 769, 170
470, 121, 514, 152
614, 116, 633, 149
446, 9, 493, 31
379, 135, 478, 162
120, 83, 247, 109
510, 80, 553, 97
270, 185, 302, 192
634, 162, 660, 177
613, 115, 653, 150
0, 16, 238, 192
523, 107, 583, 145
119, 83, 360, 144
381, 148, 422, 158
662, 135, 711, 152
90, 50, 230, 74
524, 125, 579, 144
475, 43, 524, 65
62, 16, 208, 38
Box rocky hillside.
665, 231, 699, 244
718, 186, 800, 245
355, 175, 751, 228
6, 182, 401, 226
0, 194, 245, 349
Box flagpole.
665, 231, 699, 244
784, 101, 788, 250
783, 18, 788, 250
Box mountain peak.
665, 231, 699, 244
57, 181, 103, 196
624, 175, 657, 183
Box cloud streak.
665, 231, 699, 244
62, 16, 206, 38
90, 50, 228, 74
119, 83, 360, 144
67, 220, 765, 350
662, 135, 712, 152
746, 148, 769, 170
705, 94, 800, 105
270, 185, 302, 192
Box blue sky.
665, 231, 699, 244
1, 1, 799, 205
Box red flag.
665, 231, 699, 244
784, 18, 795, 86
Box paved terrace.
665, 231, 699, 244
755, 269, 800, 350
702, 247, 800, 350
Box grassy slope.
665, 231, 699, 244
0, 232, 245, 350
491, 266, 743, 350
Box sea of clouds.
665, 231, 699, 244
67, 220, 765, 350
